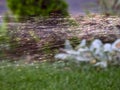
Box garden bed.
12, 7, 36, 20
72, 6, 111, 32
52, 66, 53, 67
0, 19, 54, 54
4, 14, 120, 61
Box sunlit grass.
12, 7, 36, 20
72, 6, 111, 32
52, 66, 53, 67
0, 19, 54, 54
0, 61, 120, 90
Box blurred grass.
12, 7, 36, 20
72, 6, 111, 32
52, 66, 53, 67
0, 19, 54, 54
0, 61, 120, 90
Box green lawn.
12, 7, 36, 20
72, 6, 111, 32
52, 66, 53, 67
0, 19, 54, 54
0, 61, 120, 90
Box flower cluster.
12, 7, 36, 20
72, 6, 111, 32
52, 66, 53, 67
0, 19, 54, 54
55, 39, 120, 68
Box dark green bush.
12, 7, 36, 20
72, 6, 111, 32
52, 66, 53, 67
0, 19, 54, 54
7, 0, 69, 20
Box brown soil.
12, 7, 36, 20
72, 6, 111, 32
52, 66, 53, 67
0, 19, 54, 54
6, 14, 120, 62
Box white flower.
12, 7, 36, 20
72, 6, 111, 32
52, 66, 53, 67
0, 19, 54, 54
54, 53, 69, 60
64, 49, 80, 55
90, 39, 103, 53
80, 39, 86, 47
76, 39, 87, 49
78, 47, 89, 52
76, 39, 90, 56
104, 43, 112, 53
59, 48, 79, 55
94, 61, 107, 68
103, 43, 113, 61
64, 40, 73, 50
75, 56, 92, 62
112, 39, 120, 52
90, 39, 105, 60
54, 53, 76, 60
77, 47, 90, 57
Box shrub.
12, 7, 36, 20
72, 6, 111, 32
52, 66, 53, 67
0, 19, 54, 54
6, 0, 69, 20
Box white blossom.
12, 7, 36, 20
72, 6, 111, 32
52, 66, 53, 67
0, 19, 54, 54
76, 39, 87, 49
76, 39, 90, 56
89, 39, 105, 60
63, 49, 80, 55
75, 55, 92, 62
112, 39, 120, 52
103, 43, 113, 61
64, 40, 73, 50
54, 53, 70, 60
94, 61, 107, 68
104, 43, 112, 53
90, 39, 103, 53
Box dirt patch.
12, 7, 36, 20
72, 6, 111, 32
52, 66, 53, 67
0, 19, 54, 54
6, 14, 120, 61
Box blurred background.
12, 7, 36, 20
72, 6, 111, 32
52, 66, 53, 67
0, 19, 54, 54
66, 0, 98, 15
0, 0, 7, 14
0, 0, 98, 16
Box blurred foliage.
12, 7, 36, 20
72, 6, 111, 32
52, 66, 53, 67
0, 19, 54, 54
0, 24, 10, 48
0, 24, 11, 59
6, 0, 69, 21
69, 37, 80, 48
98, 0, 120, 15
